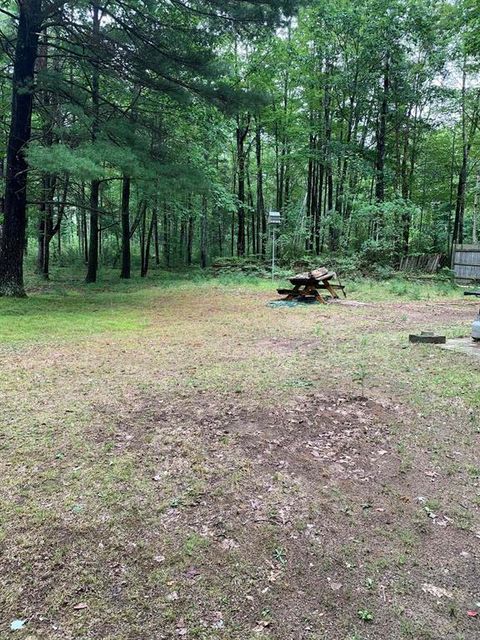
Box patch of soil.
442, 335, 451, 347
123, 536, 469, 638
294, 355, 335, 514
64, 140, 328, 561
3, 380, 478, 640
109, 389, 478, 640
255, 337, 319, 355
220, 393, 397, 486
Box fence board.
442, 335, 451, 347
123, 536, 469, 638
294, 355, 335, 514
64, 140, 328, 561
399, 254, 442, 273
453, 244, 480, 282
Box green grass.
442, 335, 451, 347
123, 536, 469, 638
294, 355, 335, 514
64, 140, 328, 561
0, 290, 150, 342
0, 266, 463, 345
347, 276, 461, 301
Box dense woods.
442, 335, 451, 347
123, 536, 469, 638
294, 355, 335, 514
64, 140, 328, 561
0, 0, 479, 295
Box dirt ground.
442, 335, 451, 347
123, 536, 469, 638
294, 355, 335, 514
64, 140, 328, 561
1, 284, 480, 640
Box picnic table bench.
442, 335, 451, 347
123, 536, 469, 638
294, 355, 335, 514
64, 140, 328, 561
277, 268, 346, 304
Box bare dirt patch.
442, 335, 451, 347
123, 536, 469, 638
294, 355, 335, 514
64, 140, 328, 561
92, 387, 477, 640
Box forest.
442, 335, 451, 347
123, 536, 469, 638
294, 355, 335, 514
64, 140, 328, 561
0, 0, 479, 296
3, 3, 480, 639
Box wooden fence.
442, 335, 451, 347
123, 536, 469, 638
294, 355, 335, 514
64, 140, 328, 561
453, 244, 480, 283
399, 254, 442, 274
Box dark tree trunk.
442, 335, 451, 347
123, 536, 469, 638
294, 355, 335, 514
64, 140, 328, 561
316, 160, 325, 255
163, 206, 170, 267
375, 55, 390, 204
447, 132, 456, 258
120, 174, 131, 279
246, 161, 255, 255
0, 0, 42, 296
139, 205, 146, 274
255, 124, 266, 257
200, 196, 208, 269
85, 2, 101, 284
141, 211, 155, 277
82, 209, 88, 262
36, 34, 53, 280
453, 157, 468, 246
37, 174, 55, 279
218, 222, 223, 255
154, 210, 160, 266
306, 132, 314, 253
86, 180, 100, 282
236, 116, 249, 257
180, 219, 186, 264
187, 214, 194, 266
0, 157, 4, 244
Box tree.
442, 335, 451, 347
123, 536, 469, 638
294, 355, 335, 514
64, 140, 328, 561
0, 0, 44, 296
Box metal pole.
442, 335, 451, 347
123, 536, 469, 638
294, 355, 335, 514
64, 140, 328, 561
272, 227, 276, 281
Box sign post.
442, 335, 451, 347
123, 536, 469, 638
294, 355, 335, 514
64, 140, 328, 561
268, 211, 281, 281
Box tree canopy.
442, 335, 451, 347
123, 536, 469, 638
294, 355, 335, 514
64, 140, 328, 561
0, 0, 478, 294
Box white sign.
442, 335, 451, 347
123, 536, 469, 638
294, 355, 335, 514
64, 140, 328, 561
268, 211, 281, 225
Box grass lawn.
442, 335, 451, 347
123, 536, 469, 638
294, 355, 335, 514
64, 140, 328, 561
1, 270, 479, 639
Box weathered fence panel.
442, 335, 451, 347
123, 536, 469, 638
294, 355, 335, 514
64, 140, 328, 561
453, 244, 480, 283
399, 254, 442, 273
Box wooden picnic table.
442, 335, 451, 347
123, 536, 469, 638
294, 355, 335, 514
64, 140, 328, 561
277, 268, 346, 304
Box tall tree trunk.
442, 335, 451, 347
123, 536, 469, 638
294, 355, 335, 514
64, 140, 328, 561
86, 2, 101, 284
180, 219, 186, 264
447, 131, 456, 258
452, 83, 480, 250
163, 206, 170, 268
36, 33, 52, 279
187, 214, 194, 266
200, 196, 208, 269
139, 204, 146, 274
120, 174, 131, 279
246, 160, 255, 255
375, 55, 390, 204
86, 180, 100, 282
255, 124, 266, 257
236, 117, 249, 257
141, 211, 155, 277
0, 0, 42, 296
154, 209, 160, 266
37, 174, 55, 278
0, 157, 4, 245
80, 181, 88, 262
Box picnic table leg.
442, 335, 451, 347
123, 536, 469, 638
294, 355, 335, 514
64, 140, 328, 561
324, 281, 340, 299
314, 289, 327, 304
285, 285, 301, 300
